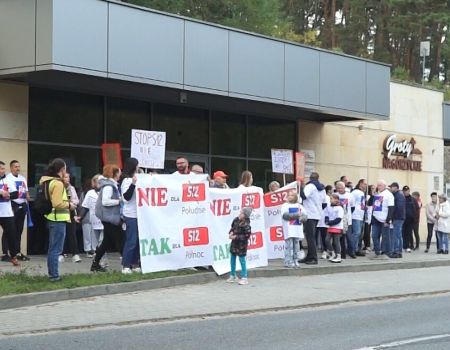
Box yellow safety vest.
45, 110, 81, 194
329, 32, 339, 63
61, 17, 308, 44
45, 180, 71, 222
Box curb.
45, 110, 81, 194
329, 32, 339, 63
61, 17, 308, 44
1, 259, 450, 311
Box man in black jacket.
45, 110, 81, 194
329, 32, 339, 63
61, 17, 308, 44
389, 182, 406, 258
403, 186, 418, 252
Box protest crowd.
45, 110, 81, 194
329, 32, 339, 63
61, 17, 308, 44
0, 156, 448, 284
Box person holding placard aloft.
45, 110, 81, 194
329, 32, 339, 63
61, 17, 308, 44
281, 191, 307, 268
227, 207, 253, 285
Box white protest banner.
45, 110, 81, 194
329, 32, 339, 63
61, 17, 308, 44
271, 149, 294, 174
131, 129, 166, 169
211, 186, 268, 275
136, 174, 212, 273
263, 182, 298, 259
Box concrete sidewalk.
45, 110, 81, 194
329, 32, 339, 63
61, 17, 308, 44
1, 246, 450, 311
1, 266, 450, 337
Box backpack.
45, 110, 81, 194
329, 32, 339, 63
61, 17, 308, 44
34, 180, 53, 215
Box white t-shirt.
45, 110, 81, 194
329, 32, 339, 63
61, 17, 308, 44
281, 202, 305, 239
6, 173, 28, 205
0, 176, 17, 217
121, 177, 137, 219
372, 189, 395, 223
351, 189, 366, 221
82, 189, 103, 230
324, 205, 344, 230
338, 192, 354, 226
317, 194, 331, 228
302, 183, 326, 220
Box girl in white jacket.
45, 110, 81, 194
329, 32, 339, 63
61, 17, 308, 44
435, 194, 450, 254
281, 191, 307, 268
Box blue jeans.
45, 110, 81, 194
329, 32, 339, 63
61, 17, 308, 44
392, 219, 404, 254
47, 221, 66, 279
122, 217, 140, 267
350, 220, 363, 254
372, 220, 390, 254
437, 231, 449, 251
230, 254, 247, 278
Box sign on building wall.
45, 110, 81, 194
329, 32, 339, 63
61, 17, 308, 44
382, 134, 422, 171
131, 129, 166, 169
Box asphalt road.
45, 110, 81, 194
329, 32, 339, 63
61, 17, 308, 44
3, 294, 450, 350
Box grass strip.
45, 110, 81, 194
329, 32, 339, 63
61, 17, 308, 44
0, 269, 199, 297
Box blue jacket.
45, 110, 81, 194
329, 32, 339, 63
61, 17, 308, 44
393, 190, 406, 220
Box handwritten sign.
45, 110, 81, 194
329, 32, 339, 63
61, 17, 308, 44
131, 129, 166, 169
271, 149, 294, 174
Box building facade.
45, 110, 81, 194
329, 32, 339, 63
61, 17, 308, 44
3, 0, 444, 252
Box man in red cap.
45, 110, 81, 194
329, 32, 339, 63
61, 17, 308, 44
211, 171, 229, 189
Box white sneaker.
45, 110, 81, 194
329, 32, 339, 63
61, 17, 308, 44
294, 261, 300, 267
72, 254, 82, 263
122, 267, 132, 274
238, 278, 249, 285
58, 255, 65, 263
328, 253, 336, 260
330, 254, 342, 263
406, 248, 412, 253
132, 267, 142, 273
226, 276, 238, 283
321, 251, 328, 260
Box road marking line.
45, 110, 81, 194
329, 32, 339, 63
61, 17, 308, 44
355, 333, 450, 349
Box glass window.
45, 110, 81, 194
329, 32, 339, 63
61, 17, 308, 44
27, 144, 101, 192
106, 97, 150, 148
211, 157, 246, 188
248, 116, 296, 159
29, 88, 103, 145
153, 104, 209, 154
211, 112, 246, 157
248, 160, 294, 191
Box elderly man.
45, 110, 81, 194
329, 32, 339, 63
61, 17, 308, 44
211, 171, 229, 189
370, 180, 395, 257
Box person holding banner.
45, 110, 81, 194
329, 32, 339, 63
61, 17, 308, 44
268, 181, 280, 193
120, 158, 141, 274
227, 207, 253, 285
238, 171, 253, 188
281, 191, 307, 267
91, 165, 123, 273
174, 156, 190, 175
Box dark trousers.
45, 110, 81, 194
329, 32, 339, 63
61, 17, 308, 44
341, 233, 348, 258
426, 223, 439, 250
412, 222, 420, 249
12, 203, 26, 253
303, 219, 318, 261
402, 220, 414, 250
0, 217, 18, 257
319, 227, 327, 252
94, 222, 123, 263
362, 223, 371, 249
64, 221, 79, 255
